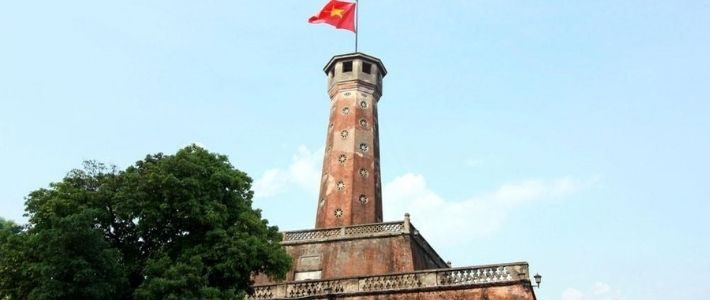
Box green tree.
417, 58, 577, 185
0, 218, 34, 299
0, 145, 291, 299
0, 218, 18, 233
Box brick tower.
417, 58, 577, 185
315, 53, 387, 228
250, 52, 537, 300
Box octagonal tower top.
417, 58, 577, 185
323, 52, 387, 99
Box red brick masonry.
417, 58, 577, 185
251, 220, 536, 300
251, 53, 537, 299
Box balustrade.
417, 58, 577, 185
247, 262, 529, 299
282, 222, 405, 243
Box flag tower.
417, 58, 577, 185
246, 3, 539, 299
315, 52, 386, 228
248, 48, 538, 300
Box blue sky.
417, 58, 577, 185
1, 1, 709, 299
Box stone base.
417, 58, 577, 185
254, 220, 447, 284
251, 220, 537, 300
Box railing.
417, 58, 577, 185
281, 222, 405, 244
287, 279, 345, 298
248, 262, 530, 299
360, 273, 423, 291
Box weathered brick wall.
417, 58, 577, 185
297, 236, 412, 280
255, 235, 450, 285
268, 235, 413, 283
409, 234, 448, 271
249, 281, 535, 300
310, 284, 535, 300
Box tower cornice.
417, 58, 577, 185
327, 80, 382, 100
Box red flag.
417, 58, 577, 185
308, 0, 356, 32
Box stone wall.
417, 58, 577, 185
316, 284, 534, 300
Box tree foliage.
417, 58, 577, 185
0, 146, 291, 299
0, 218, 19, 234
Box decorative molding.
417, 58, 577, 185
282, 222, 404, 244
288, 279, 345, 298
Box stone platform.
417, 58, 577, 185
251, 217, 536, 300
253, 216, 447, 284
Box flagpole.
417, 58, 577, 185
355, 0, 359, 52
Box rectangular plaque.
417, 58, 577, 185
297, 255, 322, 271
294, 270, 322, 281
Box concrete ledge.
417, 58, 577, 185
282, 221, 405, 245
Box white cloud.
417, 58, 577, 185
592, 282, 611, 295
561, 282, 624, 300
383, 174, 596, 246
252, 146, 597, 246
252, 169, 286, 198
562, 288, 585, 300
252, 145, 322, 198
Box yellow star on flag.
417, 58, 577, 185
307, 0, 357, 32
330, 6, 344, 18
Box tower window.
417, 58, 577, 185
359, 119, 368, 128
358, 194, 369, 205
362, 62, 372, 74
343, 61, 353, 72
359, 168, 369, 177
